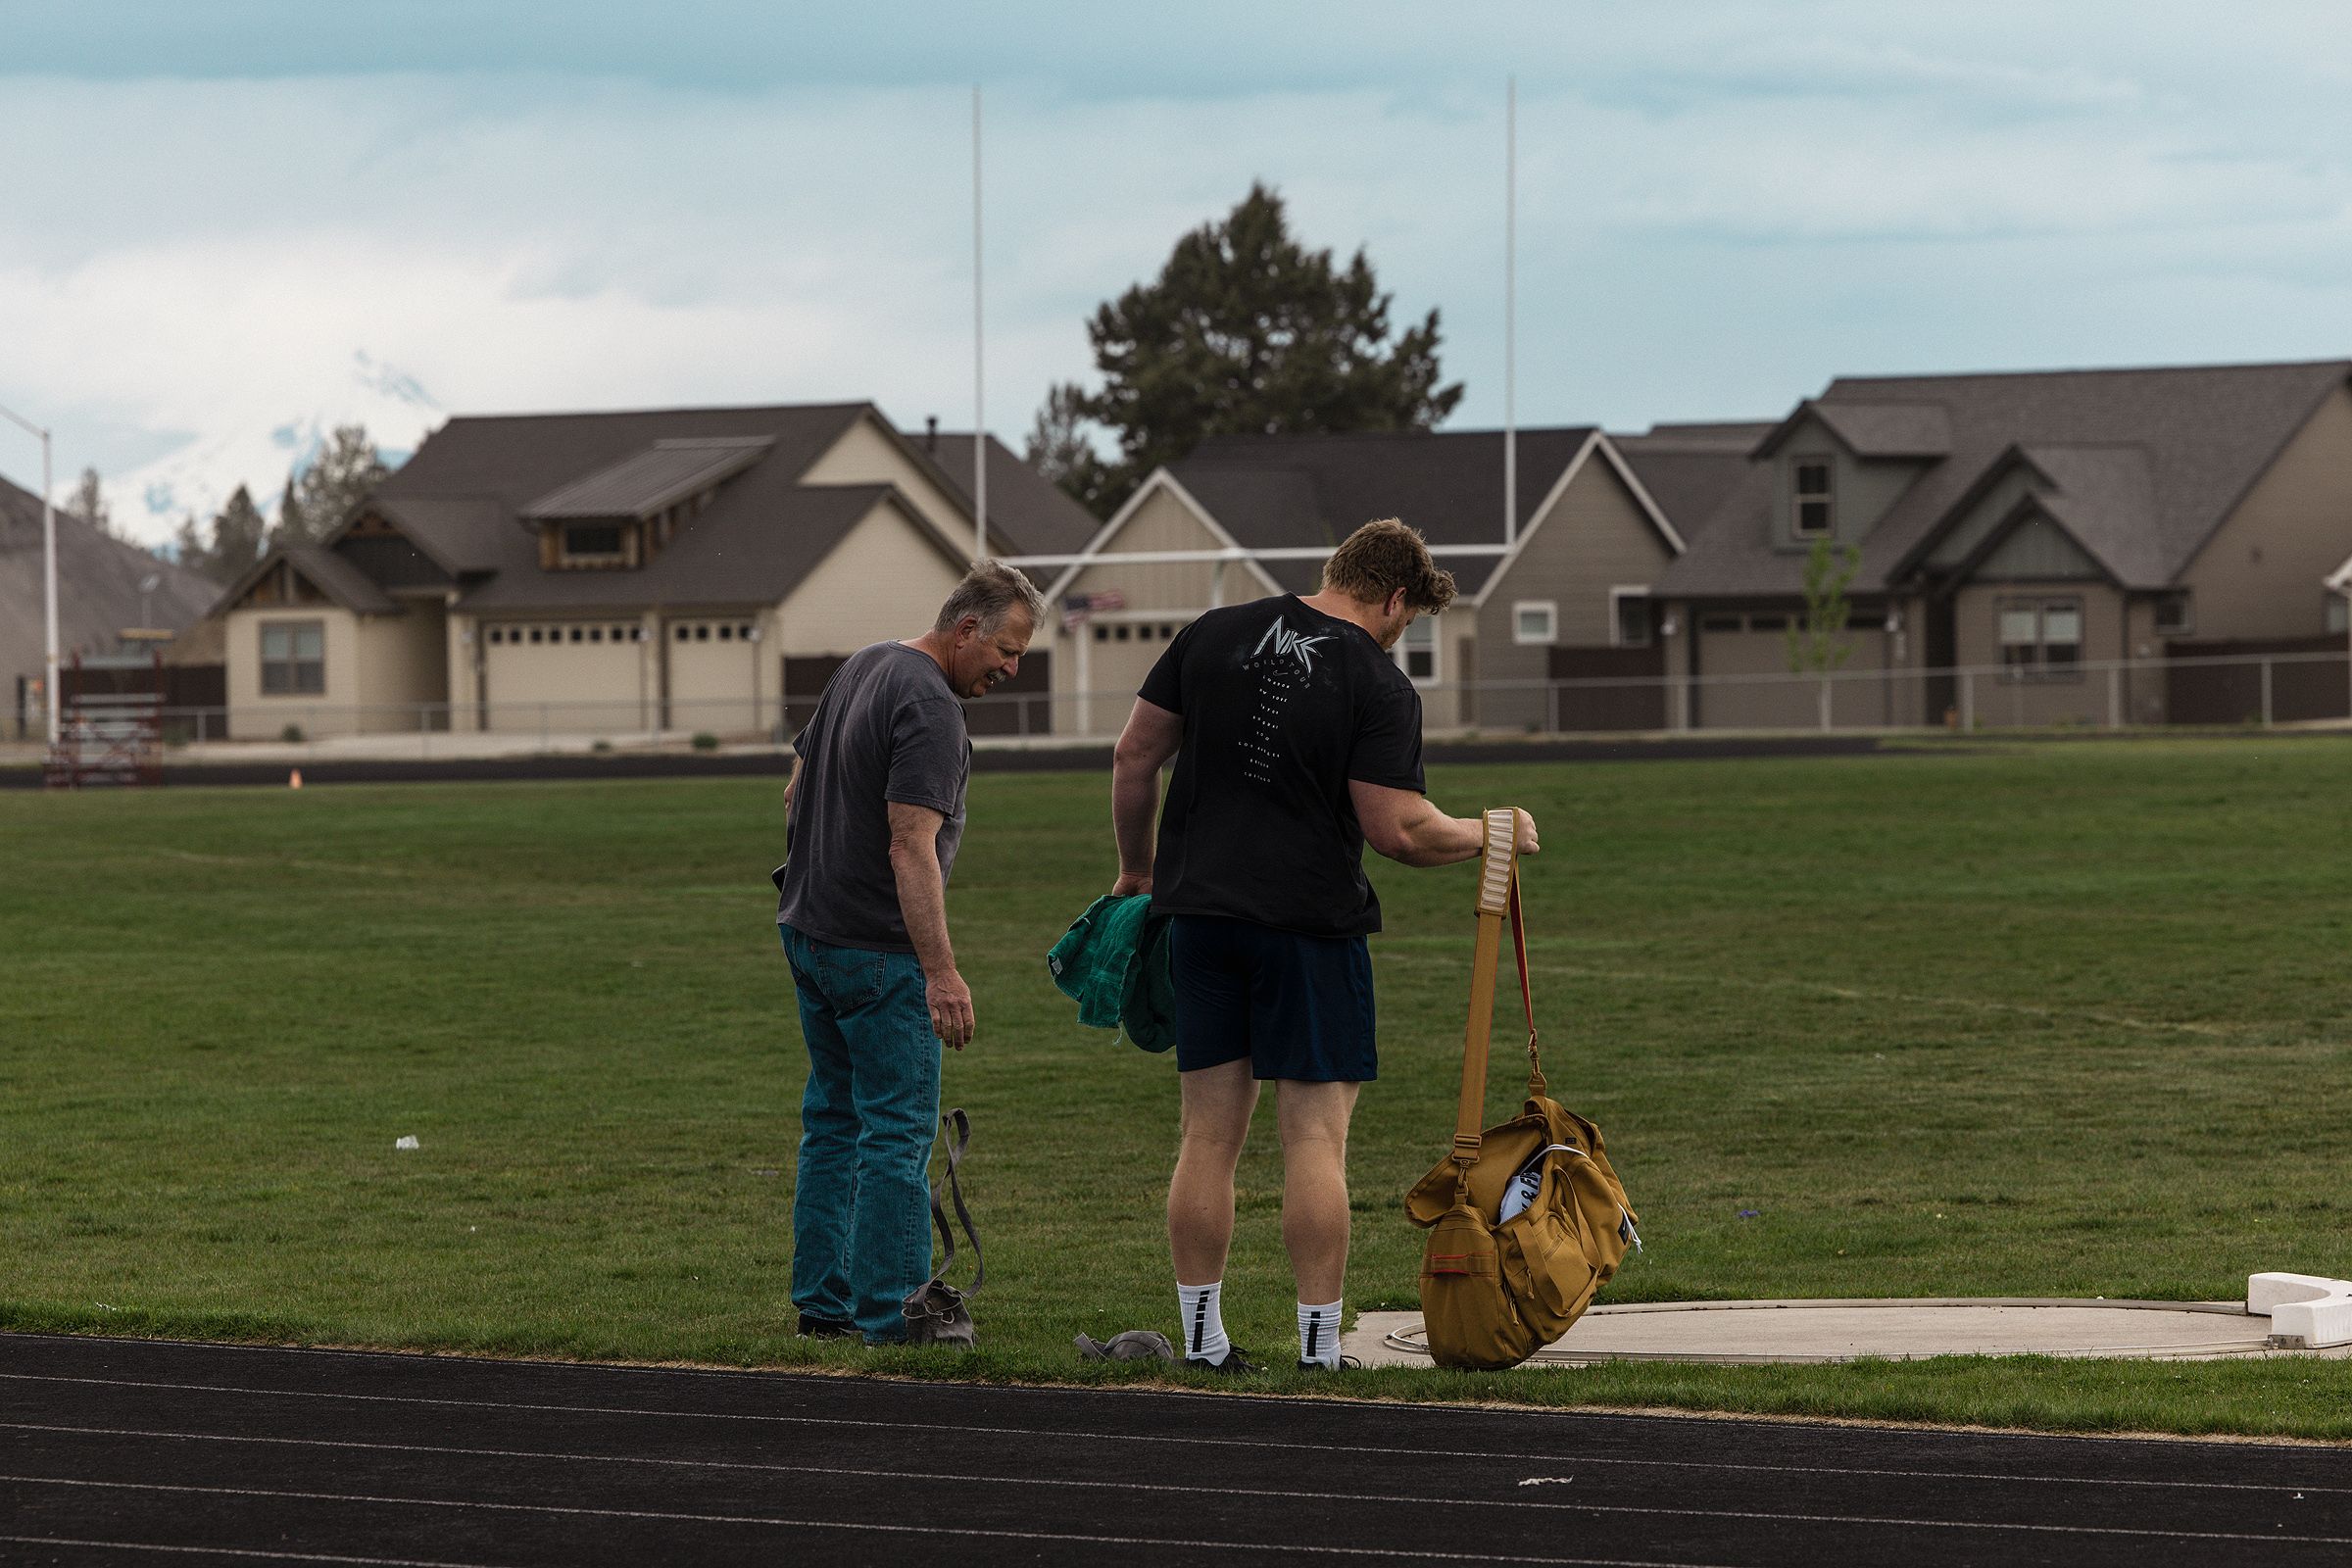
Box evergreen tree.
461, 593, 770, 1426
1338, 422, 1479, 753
273, 475, 309, 549
69, 466, 114, 537
271, 425, 389, 547
1022, 384, 1113, 516
1038, 183, 1464, 516
210, 486, 268, 582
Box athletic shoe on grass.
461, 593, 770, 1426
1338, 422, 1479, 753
1297, 1354, 1362, 1372
1183, 1346, 1263, 1375
797, 1314, 856, 1340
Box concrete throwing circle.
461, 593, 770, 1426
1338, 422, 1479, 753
1353, 1298, 2352, 1368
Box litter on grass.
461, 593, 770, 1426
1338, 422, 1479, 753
395, 1135, 420, 1151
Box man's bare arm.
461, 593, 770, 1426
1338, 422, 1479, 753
1350, 782, 1539, 868
1110, 698, 1184, 895
886, 801, 974, 1049
782, 755, 803, 815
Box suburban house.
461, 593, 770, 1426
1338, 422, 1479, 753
1653, 359, 2352, 729
209, 405, 1096, 739
1045, 423, 1756, 734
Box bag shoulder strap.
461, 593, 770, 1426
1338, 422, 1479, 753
1452, 808, 1542, 1196
923, 1107, 984, 1296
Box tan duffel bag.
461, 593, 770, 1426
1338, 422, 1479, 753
1404, 808, 1640, 1371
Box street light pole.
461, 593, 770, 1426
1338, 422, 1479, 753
0, 403, 57, 745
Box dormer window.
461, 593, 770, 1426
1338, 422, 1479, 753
563, 523, 628, 564
1792, 460, 1834, 538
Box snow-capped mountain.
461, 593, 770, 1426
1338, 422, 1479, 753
114, 351, 444, 548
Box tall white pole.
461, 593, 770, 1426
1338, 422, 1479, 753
0, 402, 58, 744
41, 431, 55, 745
972, 83, 987, 564
1503, 74, 1517, 549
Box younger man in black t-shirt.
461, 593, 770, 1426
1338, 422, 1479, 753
1109, 519, 1539, 1371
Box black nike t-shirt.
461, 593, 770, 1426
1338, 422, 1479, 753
1138, 594, 1427, 937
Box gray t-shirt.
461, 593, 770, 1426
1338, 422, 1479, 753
772, 641, 971, 953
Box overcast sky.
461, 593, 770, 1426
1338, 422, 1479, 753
4, 1, 2349, 543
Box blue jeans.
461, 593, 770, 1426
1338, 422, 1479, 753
780, 922, 940, 1344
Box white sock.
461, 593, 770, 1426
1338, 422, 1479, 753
1178, 1281, 1230, 1364
1297, 1298, 1343, 1367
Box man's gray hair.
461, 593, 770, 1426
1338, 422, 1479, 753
934, 560, 1051, 637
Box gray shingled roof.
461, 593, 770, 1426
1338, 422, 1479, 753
1612, 423, 1775, 546
1657, 359, 2352, 599
283, 545, 401, 614
915, 431, 1100, 559
291, 404, 1085, 615
1166, 427, 1600, 595
521, 437, 774, 521
355, 404, 920, 613
460, 483, 928, 612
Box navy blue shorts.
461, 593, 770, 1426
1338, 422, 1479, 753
1168, 914, 1377, 1082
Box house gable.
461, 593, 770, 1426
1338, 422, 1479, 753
775, 493, 976, 656
801, 410, 1005, 558
1046, 470, 1284, 610
2175, 379, 2352, 639
1760, 410, 1935, 552
1967, 511, 2107, 583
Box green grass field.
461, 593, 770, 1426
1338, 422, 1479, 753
4, 737, 2350, 1437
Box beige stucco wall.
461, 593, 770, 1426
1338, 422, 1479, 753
353, 606, 447, 730
776, 499, 975, 656
226, 605, 361, 739
1470, 448, 1672, 730
480, 614, 654, 734
1951, 580, 2126, 727
2177, 381, 2352, 639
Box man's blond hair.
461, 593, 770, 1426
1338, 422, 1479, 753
1321, 518, 1456, 613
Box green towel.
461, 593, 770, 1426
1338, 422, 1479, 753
1047, 894, 1176, 1053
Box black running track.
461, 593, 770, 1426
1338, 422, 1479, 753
2, 1335, 2346, 1567
0, 735, 1894, 790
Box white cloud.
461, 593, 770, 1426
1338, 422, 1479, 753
0, 34, 2347, 546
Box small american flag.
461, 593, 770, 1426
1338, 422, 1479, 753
1061, 589, 1126, 630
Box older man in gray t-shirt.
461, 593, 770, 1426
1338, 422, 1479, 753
772, 561, 1045, 1345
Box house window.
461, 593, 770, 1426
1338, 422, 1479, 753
718, 624, 734, 641
695, 624, 710, 642
1512, 602, 1556, 646
1699, 613, 1743, 633
528, 627, 545, 645
1610, 588, 1651, 649
1396, 615, 1438, 683
1791, 460, 1834, 538
2153, 591, 2193, 637
675, 624, 690, 641
1094, 624, 1108, 642
1746, 613, 1788, 632
260, 620, 325, 695
1999, 597, 2083, 681
563, 523, 626, 564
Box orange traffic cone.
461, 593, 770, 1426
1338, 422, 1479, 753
289, 768, 304, 790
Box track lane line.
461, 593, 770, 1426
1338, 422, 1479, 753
0, 1371, 2336, 1497
0, 1477, 1720, 1567
1, 1468, 2343, 1548
0, 1538, 510, 1568
8, 1417, 2348, 1516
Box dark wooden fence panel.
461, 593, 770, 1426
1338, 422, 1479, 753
1545, 645, 1667, 731
2165, 637, 2349, 725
